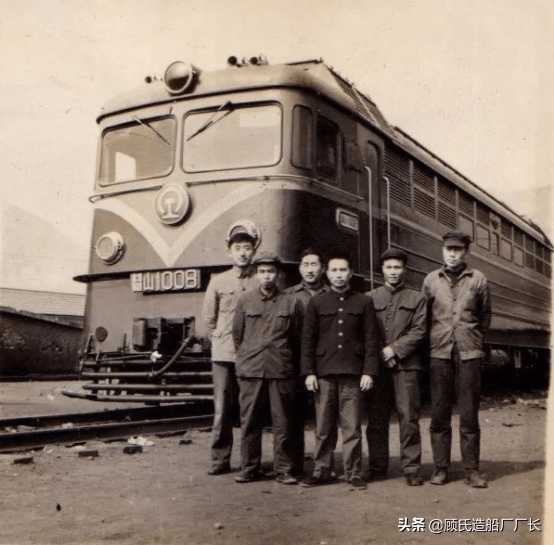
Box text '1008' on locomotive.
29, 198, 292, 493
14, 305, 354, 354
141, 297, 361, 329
66, 55, 551, 403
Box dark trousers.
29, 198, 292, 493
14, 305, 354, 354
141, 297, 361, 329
290, 378, 308, 476
238, 377, 296, 476
313, 376, 363, 480
209, 361, 238, 467
429, 347, 482, 469
366, 369, 422, 475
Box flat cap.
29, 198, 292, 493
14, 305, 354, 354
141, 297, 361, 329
442, 230, 472, 247
380, 248, 408, 264
253, 251, 281, 266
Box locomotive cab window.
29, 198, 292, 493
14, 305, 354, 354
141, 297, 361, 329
316, 116, 339, 182
183, 103, 282, 172
292, 105, 313, 169
99, 117, 176, 185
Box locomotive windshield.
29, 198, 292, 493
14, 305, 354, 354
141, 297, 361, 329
98, 116, 176, 184
183, 103, 282, 172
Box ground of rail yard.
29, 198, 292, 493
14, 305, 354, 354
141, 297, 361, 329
0, 381, 550, 545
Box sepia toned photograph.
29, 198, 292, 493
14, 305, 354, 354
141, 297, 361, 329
1, 1, 552, 544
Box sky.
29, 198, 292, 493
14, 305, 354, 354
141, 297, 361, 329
1, 0, 553, 294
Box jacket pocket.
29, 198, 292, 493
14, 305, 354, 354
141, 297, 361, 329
399, 300, 418, 311
218, 288, 237, 312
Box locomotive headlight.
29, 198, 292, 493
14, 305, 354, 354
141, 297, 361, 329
95, 232, 125, 264
164, 61, 197, 95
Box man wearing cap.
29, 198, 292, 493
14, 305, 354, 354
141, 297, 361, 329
202, 221, 260, 475
365, 248, 427, 486
423, 231, 491, 488
285, 247, 329, 477
232, 252, 303, 485
301, 251, 381, 490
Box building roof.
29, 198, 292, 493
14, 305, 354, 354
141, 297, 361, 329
0, 288, 85, 317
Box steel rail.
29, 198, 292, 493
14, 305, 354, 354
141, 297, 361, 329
0, 405, 214, 453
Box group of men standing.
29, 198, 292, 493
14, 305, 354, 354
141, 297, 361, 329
203, 222, 491, 490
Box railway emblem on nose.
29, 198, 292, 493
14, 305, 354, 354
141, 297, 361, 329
155, 184, 190, 225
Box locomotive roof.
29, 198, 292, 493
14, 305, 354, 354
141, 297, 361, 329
99, 58, 550, 248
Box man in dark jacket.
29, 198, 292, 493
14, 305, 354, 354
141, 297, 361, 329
301, 251, 381, 489
233, 252, 303, 485
366, 249, 427, 486
423, 231, 491, 488
285, 247, 329, 477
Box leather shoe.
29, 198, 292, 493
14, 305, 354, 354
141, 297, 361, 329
406, 472, 424, 486
430, 467, 448, 485
348, 476, 367, 490
276, 473, 298, 485
207, 464, 231, 475
234, 470, 266, 483
464, 469, 488, 488
363, 469, 387, 482
301, 472, 337, 487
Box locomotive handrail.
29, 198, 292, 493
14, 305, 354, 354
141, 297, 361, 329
366, 166, 374, 291
384, 176, 391, 250
89, 184, 164, 202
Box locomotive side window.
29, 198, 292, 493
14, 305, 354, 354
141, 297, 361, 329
99, 117, 176, 185
491, 232, 500, 256
501, 239, 513, 262
183, 103, 282, 172
292, 106, 312, 169
514, 246, 524, 267
476, 224, 490, 250
316, 116, 339, 182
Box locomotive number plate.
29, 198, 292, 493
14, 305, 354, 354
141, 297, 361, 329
131, 269, 200, 293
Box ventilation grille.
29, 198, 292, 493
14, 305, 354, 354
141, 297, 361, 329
525, 237, 535, 252
438, 202, 457, 229
333, 75, 371, 119
501, 222, 512, 239
513, 229, 524, 246
413, 163, 435, 193
459, 192, 474, 217
438, 179, 456, 205
388, 176, 411, 206
385, 148, 410, 181
476, 204, 489, 225
414, 188, 436, 219
525, 252, 535, 268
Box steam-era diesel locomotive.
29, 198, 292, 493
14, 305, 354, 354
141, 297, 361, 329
68, 55, 551, 403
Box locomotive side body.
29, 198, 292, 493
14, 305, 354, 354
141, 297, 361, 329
73, 57, 550, 402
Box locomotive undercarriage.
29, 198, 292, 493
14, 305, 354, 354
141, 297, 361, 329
72, 316, 214, 403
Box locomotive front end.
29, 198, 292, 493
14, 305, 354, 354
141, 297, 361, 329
69, 57, 316, 402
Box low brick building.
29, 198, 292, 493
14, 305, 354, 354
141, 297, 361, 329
0, 288, 85, 379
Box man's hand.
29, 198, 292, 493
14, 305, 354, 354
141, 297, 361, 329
360, 374, 373, 392
381, 346, 395, 362
305, 374, 319, 392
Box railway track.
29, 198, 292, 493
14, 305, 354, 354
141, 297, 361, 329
0, 403, 214, 454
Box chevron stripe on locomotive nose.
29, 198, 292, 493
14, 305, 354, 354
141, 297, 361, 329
96, 181, 303, 268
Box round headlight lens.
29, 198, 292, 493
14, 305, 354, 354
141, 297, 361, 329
95, 232, 125, 264
164, 61, 196, 95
